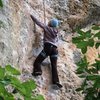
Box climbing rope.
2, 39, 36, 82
34, 0, 46, 33
43, 0, 46, 24
33, 21, 36, 33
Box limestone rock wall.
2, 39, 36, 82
0, 0, 100, 100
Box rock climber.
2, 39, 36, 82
30, 14, 62, 89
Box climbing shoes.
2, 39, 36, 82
32, 71, 42, 76
52, 82, 63, 90
32, 72, 63, 90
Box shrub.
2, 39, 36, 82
72, 25, 100, 100
0, 65, 44, 100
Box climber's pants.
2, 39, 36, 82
33, 43, 59, 84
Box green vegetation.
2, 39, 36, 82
0, 0, 3, 7
0, 65, 44, 100
72, 26, 100, 54
72, 25, 100, 100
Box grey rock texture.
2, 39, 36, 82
0, 0, 100, 100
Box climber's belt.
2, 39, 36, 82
44, 43, 57, 48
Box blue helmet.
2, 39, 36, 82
50, 18, 59, 27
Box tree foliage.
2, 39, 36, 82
0, 65, 44, 100
72, 25, 100, 100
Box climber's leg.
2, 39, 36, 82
32, 50, 47, 76
50, 47, 62, 89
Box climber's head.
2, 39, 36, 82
48, 18, 59, 27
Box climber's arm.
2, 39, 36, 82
30, 15, 46, 29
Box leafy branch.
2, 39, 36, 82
72, 25, 100, 100
0, 65, 44, 100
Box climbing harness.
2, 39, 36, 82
50, 54, 58, 58
40, 50, 47, 58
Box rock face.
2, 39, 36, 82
0, 0, 100, 100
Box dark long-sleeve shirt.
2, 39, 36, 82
30, 15, 59, 47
